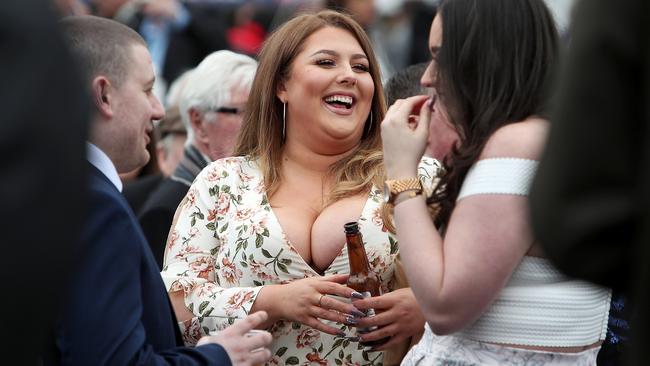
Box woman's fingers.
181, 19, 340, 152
303, 311, 346, 336
385, 95, 430, 126
359, 323, 399, 343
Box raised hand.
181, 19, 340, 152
381, 95, 432, 179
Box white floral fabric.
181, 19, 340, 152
161, 156, 440, 366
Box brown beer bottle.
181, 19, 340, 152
344, 221, 389, 347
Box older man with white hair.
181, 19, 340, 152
138, 50, 257, 267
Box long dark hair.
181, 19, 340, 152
429, 0, 559, 227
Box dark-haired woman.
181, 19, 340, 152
380, 0, 611, 364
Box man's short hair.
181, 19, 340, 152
60, 15, 146, 87
384, 62, 429, 106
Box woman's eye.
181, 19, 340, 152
353, 64, 369, 72
316, 59, 335, 66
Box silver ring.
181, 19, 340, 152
318, 294, 325, 307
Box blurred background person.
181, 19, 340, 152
165, 68, 194, 108
1, 0, 88, 363
383, 62, 427, 107
530, 0, 644, 364
381, 0, 611, 364
155, 107, 187, 177
161, 10, 436, 365
138, 50, 257, 268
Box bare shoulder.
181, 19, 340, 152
480, 117, 549, 160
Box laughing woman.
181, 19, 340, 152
161, 10, 439, 365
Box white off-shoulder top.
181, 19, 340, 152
455, 158, 611, 347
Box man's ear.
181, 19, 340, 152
91, 76, 113, 119
189, 108, 208, 145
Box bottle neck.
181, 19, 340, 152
346, 232, 371, 275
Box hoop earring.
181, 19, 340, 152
282, 102, 287, 142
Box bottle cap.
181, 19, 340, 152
344, 221, 359, 234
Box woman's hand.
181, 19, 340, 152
381, 95, 432, 179
254, 274, 366, 336
350, 288, 425, 351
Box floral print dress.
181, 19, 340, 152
161, 156, 439, 366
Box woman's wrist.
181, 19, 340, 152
251, 284, 284, 325
393, 190, 424, 206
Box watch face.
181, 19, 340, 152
382, 182, 391, 204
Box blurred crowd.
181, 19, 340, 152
53, 0, 438, 100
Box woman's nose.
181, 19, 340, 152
420, 61, 435, 88
337, 66, 357, 86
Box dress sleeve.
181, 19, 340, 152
161, 160, 263, 344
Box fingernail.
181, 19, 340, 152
345, 316, 358, 325
351, 291, 365, 299
351, 310, 366, 318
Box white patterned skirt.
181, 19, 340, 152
401, 325, 599, 366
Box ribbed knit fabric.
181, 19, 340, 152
458, 158, 538, 200
455, 157, 611, 347
458, 256, 611, 346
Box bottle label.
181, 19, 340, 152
357, 292, 378, 334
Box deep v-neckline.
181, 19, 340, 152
262, 188, 375, 276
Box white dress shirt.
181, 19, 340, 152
86, 142, 123, 192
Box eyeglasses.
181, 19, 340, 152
210, 107, 246, 116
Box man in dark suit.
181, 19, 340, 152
530, 0, 648, 364
48, 15, 272, 365
138, 50, 257, 268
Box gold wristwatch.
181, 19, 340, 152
383, 177, 423, 205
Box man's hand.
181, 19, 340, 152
197, 311, 273, 366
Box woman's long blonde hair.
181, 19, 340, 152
234, 10, 387, 205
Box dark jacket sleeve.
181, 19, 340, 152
58, 186, 231, 366
529, 0, 648, 290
